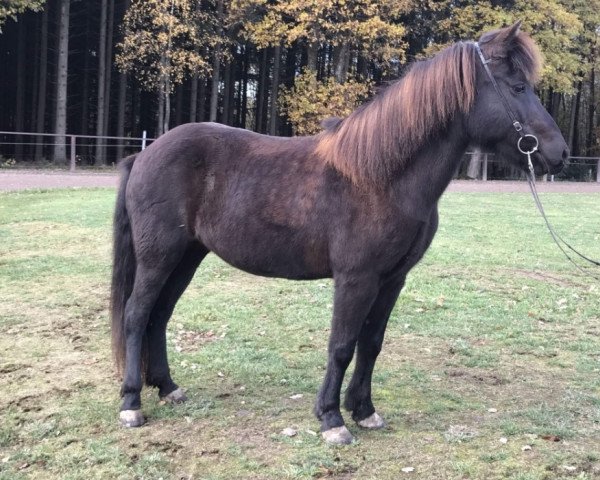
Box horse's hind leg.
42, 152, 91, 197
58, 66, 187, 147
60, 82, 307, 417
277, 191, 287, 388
119, 240, 188, 427
343, 278, 404, 429
145, 244, 207, 403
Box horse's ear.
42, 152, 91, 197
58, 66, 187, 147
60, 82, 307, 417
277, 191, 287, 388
499, 21, 522, 44
479, 20, 522, 48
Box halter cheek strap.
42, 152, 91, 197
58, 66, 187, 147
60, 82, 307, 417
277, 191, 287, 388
473, 41, 541, 172
473, 42, 524, 136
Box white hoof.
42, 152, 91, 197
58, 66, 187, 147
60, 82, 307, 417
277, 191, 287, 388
322, 426, 354, 445
119, 409, 145, 428
357, 412, 385, 429
160, 387, 188, 404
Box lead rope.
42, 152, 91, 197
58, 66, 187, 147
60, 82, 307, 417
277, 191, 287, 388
474, 41, 599, 279
523, 148, 600, 281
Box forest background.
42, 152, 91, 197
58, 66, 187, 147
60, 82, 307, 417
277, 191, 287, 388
0, 0, 598, 177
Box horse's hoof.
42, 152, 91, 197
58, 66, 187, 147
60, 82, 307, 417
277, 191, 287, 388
322, 426, 354, 445
357, 412, 385, 429
160, 387, 188, 404
119, 409, 145, 428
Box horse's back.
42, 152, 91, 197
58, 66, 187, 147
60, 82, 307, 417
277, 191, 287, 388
125, 123, 335, 279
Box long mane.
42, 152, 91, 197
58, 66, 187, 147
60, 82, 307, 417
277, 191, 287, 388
316, 31, 541, 187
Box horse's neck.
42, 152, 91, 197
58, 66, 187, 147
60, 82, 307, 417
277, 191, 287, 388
391, 121, 469, 216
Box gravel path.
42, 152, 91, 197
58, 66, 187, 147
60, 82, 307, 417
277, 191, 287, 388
0, 169, 599, 193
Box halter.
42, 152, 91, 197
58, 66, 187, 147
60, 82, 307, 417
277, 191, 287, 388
473, 42, 542, 172
473, 41, 600, 278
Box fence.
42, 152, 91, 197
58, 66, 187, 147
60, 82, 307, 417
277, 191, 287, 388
0, 131, 599, 181
0, 131, 155, 172
457, 151, 600, 182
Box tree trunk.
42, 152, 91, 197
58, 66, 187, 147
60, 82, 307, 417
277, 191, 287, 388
163, 71, 171, 134
29, 12, 40, 140
306, 42, 318, 73
116, 72, 127, 160
587, 65, 595, 155
35, 4, 49, 161
222, 59, 233, 125
79, 3, 92, 163
14, 17, 26, 160
175, 83, 184, 126
572, 80, 583, 156
209, 0, 224, 122
333, 44, 349, 83
102, 0, 115, 140
256, 48, 268, 132
94, 0, 108, 165
197, 78, 206, 122
240, 46, 248, 128
115, 0, 130, 160
53, 0, 70, 165
157, 78, 165, 136
189, 74, 198, 122
467, 148, 482, 179
269, 45, 282, 135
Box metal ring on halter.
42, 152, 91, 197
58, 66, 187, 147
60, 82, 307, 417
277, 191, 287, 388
517, 134, 539, 155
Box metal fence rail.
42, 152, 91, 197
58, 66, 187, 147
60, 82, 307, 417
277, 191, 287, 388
0, 131, 599, 181
0, 131, 155, 172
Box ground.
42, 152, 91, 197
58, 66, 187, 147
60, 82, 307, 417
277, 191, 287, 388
0, 174, 598, 479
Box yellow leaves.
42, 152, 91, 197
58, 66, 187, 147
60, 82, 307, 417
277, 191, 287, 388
117, 0, 221, 92
237, 0, 409, 62
279, 70, 372, 135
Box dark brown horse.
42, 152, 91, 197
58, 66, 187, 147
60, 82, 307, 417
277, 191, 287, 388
111, 23, 568, 444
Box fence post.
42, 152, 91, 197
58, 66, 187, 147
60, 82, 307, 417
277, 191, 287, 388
597, 159, 600, 183
70, 135, 76, 172
482, 153, 488, 181
142, 130, 147, 150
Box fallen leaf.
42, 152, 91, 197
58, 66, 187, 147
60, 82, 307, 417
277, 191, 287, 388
487, 408, 498, 413
540, 435, 561, 442
561, 465, 576, 472
499, 437, 508, 444
522, 445, 532, 451
289, 393, 303, 400
401, 467, 415, 473
281, 427, 297, 437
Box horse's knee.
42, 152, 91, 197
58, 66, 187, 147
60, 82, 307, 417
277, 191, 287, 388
330, 342, 355, 366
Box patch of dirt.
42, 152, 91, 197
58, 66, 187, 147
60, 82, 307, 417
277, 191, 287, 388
172, 328, 220, 352
445, 368, 508, 386
509, 268, 583, 288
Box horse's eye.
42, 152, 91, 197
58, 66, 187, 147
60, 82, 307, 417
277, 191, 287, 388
513, 84, 526, 94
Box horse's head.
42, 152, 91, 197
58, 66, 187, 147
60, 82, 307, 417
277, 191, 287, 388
467, 22, 568, 175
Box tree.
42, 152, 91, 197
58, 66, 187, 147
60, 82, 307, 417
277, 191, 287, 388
117, 0, 218, 136
0, 0, 44, 27
53, 0, 70, 165
279, 71, 371, 135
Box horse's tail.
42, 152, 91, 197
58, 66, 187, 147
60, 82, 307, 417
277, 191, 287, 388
110, 154, 137, 375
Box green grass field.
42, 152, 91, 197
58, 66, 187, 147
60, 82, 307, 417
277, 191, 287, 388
0, 188, 598, 480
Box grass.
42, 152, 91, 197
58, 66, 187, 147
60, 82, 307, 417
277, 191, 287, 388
0, 187, 599, 479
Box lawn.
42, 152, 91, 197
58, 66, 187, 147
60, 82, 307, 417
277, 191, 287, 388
0, 188, 598, 480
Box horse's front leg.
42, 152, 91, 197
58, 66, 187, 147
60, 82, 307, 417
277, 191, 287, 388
344, 277, 404, 429
315, 274, 379, 444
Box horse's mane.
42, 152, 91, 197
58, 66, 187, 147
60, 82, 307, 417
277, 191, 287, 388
316, 29, 542, 187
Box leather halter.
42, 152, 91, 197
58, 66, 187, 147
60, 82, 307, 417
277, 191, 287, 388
473, 42, 541, 172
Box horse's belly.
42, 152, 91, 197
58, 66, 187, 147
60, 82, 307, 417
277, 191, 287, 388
201, 226, 332, 280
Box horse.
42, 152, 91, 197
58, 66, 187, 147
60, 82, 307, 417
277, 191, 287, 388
110, 22, 568, 445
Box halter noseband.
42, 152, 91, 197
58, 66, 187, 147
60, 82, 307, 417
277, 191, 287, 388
473, 42, 540, 173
